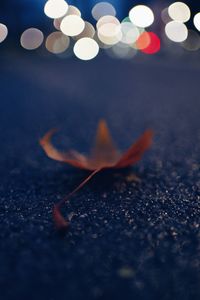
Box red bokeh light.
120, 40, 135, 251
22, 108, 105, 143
141, 32, 161, 54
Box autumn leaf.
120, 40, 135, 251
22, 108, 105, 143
40, 120, 153, 231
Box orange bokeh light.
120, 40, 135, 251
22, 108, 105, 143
135, 32, 151, 50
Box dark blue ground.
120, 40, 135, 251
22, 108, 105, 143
0, 52, 200, 300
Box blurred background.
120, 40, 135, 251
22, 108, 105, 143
1, 2, 200, 300
0, 0, 200, 58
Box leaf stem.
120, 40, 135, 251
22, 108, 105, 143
53, 168, 102, 231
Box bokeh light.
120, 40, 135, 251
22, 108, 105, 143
74, 37, 99, 60
140, 32, 160, 54
0, 23, 8, 43
97, 16, 120, 29
122, 17, 131, 23
92, 2, 116, 21
93, 33, 113, 49
193, 13, 200, 32
165, 21, 188, 42
60, 15, 85, 36
120, 22, 140, 45
97, 16, 121, 45
129, 5, 154, 28
74, 22, 95, 40
181, 30, 200, 51
44, 0, 69, 19
135, 31, 151, 50
109, 42, 137, 59
20, 28, 44, 50
53, 5, 81, 31
168, 2, 190, 23
46, 31, 70, 54
2, 1, 199, 59
98, 22, 122, 45
66, 5, 81, 17
161, 8, 172, 24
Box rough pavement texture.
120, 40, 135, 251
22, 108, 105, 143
0, 53, 200, 300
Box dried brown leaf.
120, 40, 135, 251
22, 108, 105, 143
40, 120, 153, 232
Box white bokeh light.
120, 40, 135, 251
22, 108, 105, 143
53, 5, 81, 30
165, 21, 188, 42
74, 22, 95, 40
92, 2, 116, 21
194, 13, 200, 32
168, 2, 190, 23
97, 16, 121, 45
93, 33, 113, 49
129, 5, 154, 28
74, 37, 99, 60
120, 22, 140, 45
20, 28, 44, 50
97, 15, 120, 29
66, 5, 81, 17
44, 0, 69, 19
60, 15, 85, 36
0, 23, 8, 43
98, 23, 122, 45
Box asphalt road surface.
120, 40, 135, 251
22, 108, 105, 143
0, 51, 200, 300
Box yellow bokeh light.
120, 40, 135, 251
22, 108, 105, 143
60, 15, 85, 36
74, 37, 99, 60
194, 13, 200, 32
20, 28, 44, 50
129, 5, 154, 28
46, 31, 70, 54
0, 23, 8, 43
168, 2, 190, 23
44, 0, 69, 19
165, 21, 188, 42
92, 2, 116, 21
